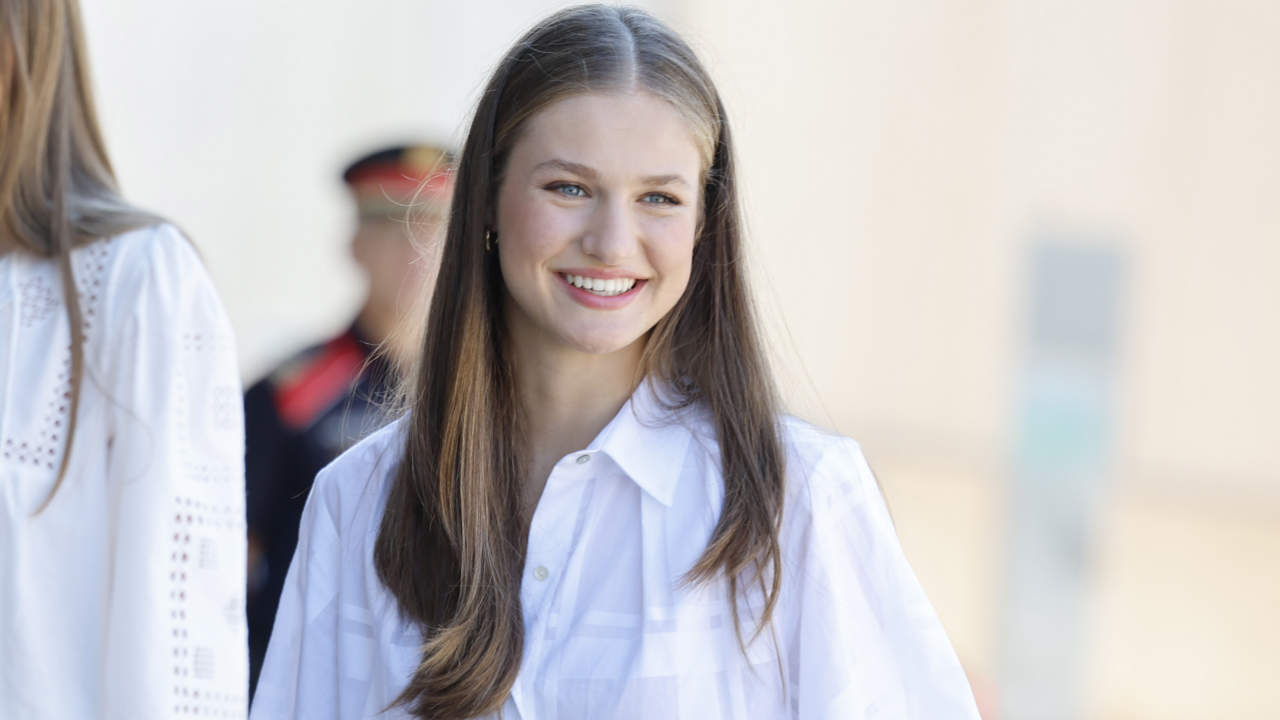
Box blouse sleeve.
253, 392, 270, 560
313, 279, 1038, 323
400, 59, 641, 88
249, 460, 343, 719
781, 437, 981, 719
101, 226, 249, 718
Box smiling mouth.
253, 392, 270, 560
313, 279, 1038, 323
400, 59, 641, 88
560, 273, 639, 297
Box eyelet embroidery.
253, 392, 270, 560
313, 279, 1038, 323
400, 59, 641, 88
169, 494, 246, 717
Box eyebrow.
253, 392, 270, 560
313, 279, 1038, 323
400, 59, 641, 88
532, 158, 691, 188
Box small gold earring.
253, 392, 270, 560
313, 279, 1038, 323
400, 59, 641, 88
484, 229, 499, 252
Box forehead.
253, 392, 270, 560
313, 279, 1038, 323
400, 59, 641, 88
510, 91, 703, 177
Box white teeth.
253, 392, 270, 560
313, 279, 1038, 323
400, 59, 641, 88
562, 273, 638, 297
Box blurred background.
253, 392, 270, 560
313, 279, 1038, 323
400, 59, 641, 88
81, 1, 1278, 717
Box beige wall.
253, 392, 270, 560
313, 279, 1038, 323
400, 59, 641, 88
677, 0, 1279, 489
677, 1, 1279, 716
84, 1, 1279, 716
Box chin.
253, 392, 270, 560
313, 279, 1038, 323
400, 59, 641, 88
563, 329, 646, 356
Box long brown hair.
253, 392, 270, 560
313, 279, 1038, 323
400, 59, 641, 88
0, 0, 160, 511
375, 5, 786, 717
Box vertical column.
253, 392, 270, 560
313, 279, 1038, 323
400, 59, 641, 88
1001, 240, 1127, 719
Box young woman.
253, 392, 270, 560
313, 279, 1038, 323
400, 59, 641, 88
1, 1, 247, 717
253, 5, 979, 719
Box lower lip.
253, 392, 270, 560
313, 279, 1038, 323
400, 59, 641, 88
557, 274, 646, 309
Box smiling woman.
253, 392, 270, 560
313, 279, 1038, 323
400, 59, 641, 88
250, 5, 980, 719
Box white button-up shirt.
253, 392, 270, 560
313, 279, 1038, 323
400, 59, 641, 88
2, 226, 247, 718
252, 381, 979, 719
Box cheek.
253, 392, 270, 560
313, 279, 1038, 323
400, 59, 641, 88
498, 191, 576, 269
647, 218, 698, 289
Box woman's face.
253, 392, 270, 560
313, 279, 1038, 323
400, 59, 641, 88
495, 90, 702, 358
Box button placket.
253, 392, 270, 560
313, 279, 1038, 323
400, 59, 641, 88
522, 457, 588, 617
519, 457, 594, 720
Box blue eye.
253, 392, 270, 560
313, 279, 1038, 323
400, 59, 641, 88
642, 192, 680, 205
549, 183, 587, 198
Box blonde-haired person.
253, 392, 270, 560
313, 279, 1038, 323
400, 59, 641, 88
1, 1, 247, 717
253, 5, 978, 719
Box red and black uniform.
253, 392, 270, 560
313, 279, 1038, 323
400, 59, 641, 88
243, 321, 395, 690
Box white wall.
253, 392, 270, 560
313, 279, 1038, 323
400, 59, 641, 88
81, 0, 675, 381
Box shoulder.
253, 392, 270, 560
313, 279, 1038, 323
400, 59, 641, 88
775, 418, 903, 603
100, 223, 204, 286
774, 419, 981, 717
780, 416, 872, 490
96, 223, 228, 322
260, 339, 330, 385
253, 330, 367, 430
106, 221, 191, 254
306, 414, 408, 532
79, 225, 238, 385
778, 415, 881, 523
667, 403, 876, 512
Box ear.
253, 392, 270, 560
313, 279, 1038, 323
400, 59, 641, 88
349, 222, 372, 268
485, 180, 501, 231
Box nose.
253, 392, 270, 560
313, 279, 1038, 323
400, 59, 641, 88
580, 196, 637, 266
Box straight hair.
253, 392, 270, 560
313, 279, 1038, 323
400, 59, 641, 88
375, 6, 786, 717
0, 0, 161, 512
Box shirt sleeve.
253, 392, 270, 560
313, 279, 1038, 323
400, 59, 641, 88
781, 437, 981, 719
249, 462, 343, 719
101, 225, 249, 719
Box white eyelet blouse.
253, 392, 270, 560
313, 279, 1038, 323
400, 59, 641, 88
0, 225, 248, 718
252, 380, 980, 719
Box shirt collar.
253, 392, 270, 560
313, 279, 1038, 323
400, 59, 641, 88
585, 378, 697, 507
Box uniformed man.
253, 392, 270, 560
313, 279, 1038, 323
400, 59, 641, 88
244, 144, 454, 690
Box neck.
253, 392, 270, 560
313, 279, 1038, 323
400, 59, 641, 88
508, 313, 645, 511
356, 300, 395, 346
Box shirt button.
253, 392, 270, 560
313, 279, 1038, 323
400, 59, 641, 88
575, 454, 590, 465
533, 566, 550, 581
